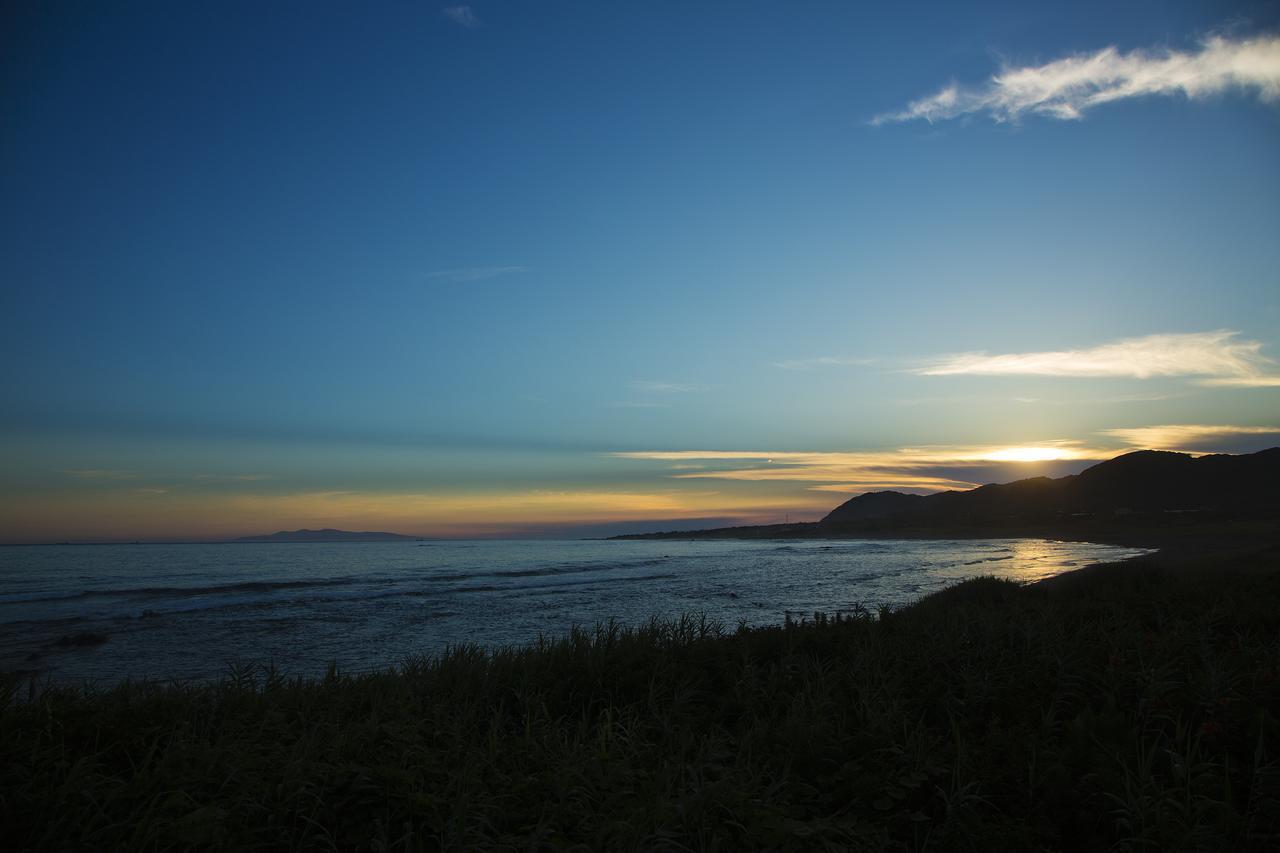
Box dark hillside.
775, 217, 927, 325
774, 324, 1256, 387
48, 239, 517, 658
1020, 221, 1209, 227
619, 448, 1280, 541
819, 448, 1280, 529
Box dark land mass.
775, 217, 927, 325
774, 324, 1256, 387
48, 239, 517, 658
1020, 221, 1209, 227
234, 528, 421, 543
614, 448, 1280, 555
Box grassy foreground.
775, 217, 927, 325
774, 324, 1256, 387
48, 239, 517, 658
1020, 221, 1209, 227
4, 555, 1280, 851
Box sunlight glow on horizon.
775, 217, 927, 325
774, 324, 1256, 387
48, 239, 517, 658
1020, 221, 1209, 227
0, 486, 835, 543
981, 446, 1082, 463
616, 440, 1111, 489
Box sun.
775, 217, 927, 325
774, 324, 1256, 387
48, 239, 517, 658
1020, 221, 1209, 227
983, 446, 1072, 463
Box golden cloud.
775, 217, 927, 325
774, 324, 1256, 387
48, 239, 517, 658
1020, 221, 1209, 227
1098, 424, 1280, 453
614, 442, 1107, 492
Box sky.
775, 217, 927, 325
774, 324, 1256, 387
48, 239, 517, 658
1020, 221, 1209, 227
2, 0, 1279, 541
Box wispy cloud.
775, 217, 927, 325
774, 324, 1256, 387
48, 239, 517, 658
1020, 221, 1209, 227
772, 356, 877, 370
62, 469, 137, 480
193, 474, 271, 482
1201, 375, 1280, 388
606, 380, 702, 409
615, 442, 1106, 494
874, 32, 1280, 124
916, 331, 1280, 386
629, 380, 703, 393
1100, 424, 1280, 452
427, 266, 526, 283
616, 424, 1279, 497
604, 401, 671, 409
441, 6, 480, 28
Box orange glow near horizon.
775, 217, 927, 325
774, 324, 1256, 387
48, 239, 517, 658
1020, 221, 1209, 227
6, 427, 1274, 543
0, 486, 835, 543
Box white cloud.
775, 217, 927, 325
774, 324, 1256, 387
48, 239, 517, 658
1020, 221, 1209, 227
1200, 375, 1280, 388
441, 6, 480, 28
916, 330, 1280, 385
427, 266, 526, 282
874, 33, 1280, 124
772, 356, 877, 370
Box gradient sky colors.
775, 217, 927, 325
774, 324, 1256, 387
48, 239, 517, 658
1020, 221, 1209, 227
2, 1, 1278, 541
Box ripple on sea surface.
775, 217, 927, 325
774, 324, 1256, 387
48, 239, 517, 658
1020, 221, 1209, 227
0, 537, 1151, 685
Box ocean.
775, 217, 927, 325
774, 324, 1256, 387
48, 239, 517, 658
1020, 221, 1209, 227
0, 537, 1149, 686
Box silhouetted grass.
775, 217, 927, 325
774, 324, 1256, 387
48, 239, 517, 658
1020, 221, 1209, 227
4, 557, 1280, 851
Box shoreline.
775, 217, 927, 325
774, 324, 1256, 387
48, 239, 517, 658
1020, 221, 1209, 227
4, 536, 1151, 690
620, 517, 1280, 576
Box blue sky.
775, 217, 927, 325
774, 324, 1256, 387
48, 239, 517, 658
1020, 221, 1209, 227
2, 1, 1278, 540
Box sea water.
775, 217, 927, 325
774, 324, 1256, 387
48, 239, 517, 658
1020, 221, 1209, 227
0, 537, 1148, 686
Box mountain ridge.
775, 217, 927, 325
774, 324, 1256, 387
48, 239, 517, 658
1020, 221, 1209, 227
615, 448, 1280, 541
824, 448, 1280, 528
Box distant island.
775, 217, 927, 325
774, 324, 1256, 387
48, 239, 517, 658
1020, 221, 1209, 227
615, 448, 1280, 547
234, 528, 421, 543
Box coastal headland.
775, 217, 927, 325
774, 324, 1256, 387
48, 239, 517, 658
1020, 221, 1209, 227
615, 448, 1280, 563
